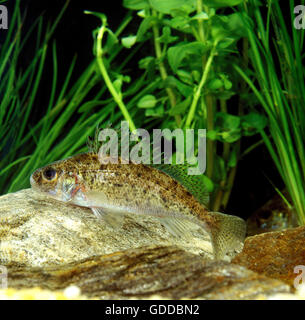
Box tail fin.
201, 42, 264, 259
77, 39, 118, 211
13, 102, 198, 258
209, 212, 246, 260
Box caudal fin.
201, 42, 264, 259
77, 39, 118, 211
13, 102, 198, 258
209, 212, 246, 260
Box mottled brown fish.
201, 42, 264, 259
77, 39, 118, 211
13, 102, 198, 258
30, 152, 246, 259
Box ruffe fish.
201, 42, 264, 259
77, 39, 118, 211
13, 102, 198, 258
30, 152, 246, 259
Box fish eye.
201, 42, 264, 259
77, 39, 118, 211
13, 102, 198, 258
42, 168, 57, 181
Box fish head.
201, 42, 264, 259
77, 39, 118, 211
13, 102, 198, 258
30, 160, 77, 202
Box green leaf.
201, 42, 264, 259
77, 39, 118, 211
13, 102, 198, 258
226, 13, 248, 38
161, 119, 177, 131
212, 13, 247, 43
136, 16, 156, 41
138, 56, 155, 70
192, 70, 200, 83
169, 96, 192, 115
113, 78, 123, 93
190, 12, 209, 20
121, 35, 137, 48
215, 112, 241, 143
220, 130, 241, 143
228, 148, 237, 168
176, 69, 193, 85
223, 79, 232, 90
105, 29, 119, 51
241, 112, 268, 136
208, 78, 223, 90
167, 42, 208, 72
203, 0, 244, 8
211, 24, 228, 42
172, 77, 193, 97
137, 9, 146, 18
202, 175, 214, 192
149, 0, 196, 14
216, 91, 235, 100
123, 0, 149, 10
145, 105, 164, 117
217, 38, 235, 49
158, 26, 178, 44
216, 112, 240, 130
211, 13, 247, 44
207, 130, 217, 140
215, 155, 226, 181
137, 94, 157, 108
218, 74, 232, 90
163, 76, 193, 97
166, 16, 193, 33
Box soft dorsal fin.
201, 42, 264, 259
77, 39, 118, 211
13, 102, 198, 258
150, 163, 212, 208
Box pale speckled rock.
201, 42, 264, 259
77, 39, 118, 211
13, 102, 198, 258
0, 189, 214, 267
0, 286, 89, 300
0, 189, 292, 300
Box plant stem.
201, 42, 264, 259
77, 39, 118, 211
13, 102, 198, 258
195, 0, 217, 201
185, 44, 217, 128
212, 180, 225, 212
196, 0, 206, 42
221, 36, 248, 209
96, 22, 137, 133
151, 10, 181, 126
212, 98, 229, 211
221, 166, 237, 208
206, 94, 215, 181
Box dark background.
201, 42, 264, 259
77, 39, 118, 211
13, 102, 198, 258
7, 0, 283, 220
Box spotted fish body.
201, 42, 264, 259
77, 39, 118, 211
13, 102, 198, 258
30, 152, 246, 259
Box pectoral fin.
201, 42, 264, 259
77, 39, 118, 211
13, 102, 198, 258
91, 207, 125, 229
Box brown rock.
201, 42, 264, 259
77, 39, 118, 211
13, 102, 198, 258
233, 226, 305, 287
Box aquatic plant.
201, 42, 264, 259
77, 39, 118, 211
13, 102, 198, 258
0, 0, 280, 220
235, 0, 305, 225
0, 2, 149, 194
89, 0, 267, 211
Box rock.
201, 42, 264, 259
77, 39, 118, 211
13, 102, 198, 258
0, 189, 293, 299
246, 190, 297, 236
3, 246, 291, 300
0, 285, 88, 300
233, 226, 305, 287
0, 189, 214, 267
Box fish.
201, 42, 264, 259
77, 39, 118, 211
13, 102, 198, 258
30, 152, 246, 260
